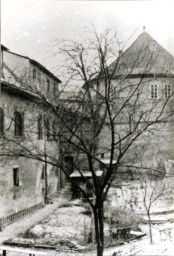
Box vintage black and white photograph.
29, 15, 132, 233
1, 0, 174, 255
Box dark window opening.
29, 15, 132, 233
38, 115, 43, 140
0, 108, 4, 136
42, 168, 45, 180
33, 69, 36, 84
64, 156, 73, 175
47, 79, 50, 93
45, 119, 50, 141
13, 168, 19, 187
38, 72, 41, 87
53, 119, 58, 140
14, 111, 23, 137
54, 83, 57, 96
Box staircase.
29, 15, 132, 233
58, 183, 72, 201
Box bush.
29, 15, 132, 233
108, 205, 140, 230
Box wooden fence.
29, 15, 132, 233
0, 202, 43, 228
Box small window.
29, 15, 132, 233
151, 84, 158, 99
47, 79, 50, 93
13, 168, 19, 187
38, 115, 43, 140
101, 153, 104, 159
54, 83, 57, 96
45, 119, 50, 141
0, 108, 4, 136
14, 111, 23, 137
165, 84, 171, 98
53, 119, 58, 140
42, 167, 45, 180
38, 72, 41, 87
33, 69, 36, 80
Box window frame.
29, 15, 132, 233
165, 84, 171, 98
151, 84, 158, 99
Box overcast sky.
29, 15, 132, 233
2, 0, 174, 78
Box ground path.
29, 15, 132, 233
0, 197, 63, 245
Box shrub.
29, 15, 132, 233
108, 205, 140, 230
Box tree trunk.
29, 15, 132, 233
93, 201, 104, 256
148, 211, 153, 243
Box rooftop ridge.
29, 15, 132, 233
3, 48, 61, 83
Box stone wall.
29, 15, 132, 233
107, 176, 174, 214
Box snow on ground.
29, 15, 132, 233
1, 196, 174, 255
104, 222, 174, 256
28, 204, 92, 243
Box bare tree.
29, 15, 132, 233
1, 29, 174, 256
142, 176, 166, 243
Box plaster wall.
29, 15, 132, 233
0, 89, 59, 217
2, 50, 59, 102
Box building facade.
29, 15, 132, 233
97, 32, 174, 212
0, 46, 61, 217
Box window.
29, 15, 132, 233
45, 119, 50, 140
37, 72, 41, 87
33, 69, 36, 84
54, 83, 57, 96
47, 79, 50, 93
151, 84, 158, 99
53, 119, 58, 140
0, 108, 4, 136
165, 84, 171, 98
38, 115, 43, 140
13, 168, 19, 187
14, 111, 23, 137
101, 153, 104, 159
42, 166, 45, 180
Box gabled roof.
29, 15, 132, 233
109, 32, 174, 77
6, 50, 61, 83
1, 45, 61, 83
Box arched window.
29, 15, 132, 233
38, 115, 43, 140
0, 108, 4, 136
14, 111, 23, 137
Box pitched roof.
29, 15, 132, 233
109, 32, 174, 77
7, 50, 61, 83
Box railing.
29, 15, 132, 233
0, 202, 43, 228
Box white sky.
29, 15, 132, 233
2, 0, 174, 77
